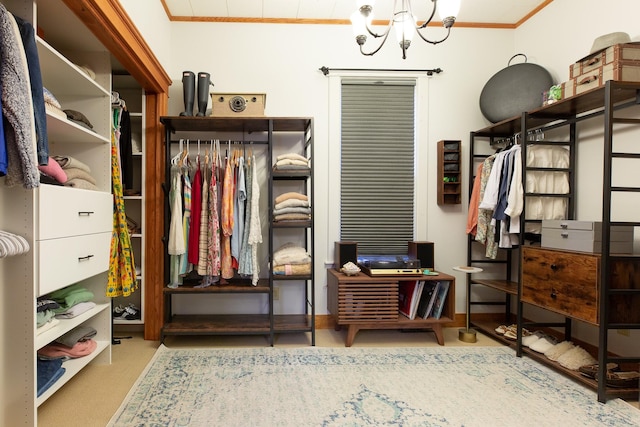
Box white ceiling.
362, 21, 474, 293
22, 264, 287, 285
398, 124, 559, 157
162, 0, 550, 26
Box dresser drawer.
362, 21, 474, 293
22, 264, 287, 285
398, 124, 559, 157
37, 185, 112, 240
38, 232, 111, 296
521, 247, 600, 325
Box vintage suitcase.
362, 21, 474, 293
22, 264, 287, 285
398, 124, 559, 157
562, 59, 640, 98
541, 220, 634, 253
570, 42, 640, 78
210, 93, 266, 117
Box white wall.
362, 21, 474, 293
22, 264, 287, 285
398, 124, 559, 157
119, 0, 172, 70
162, 20, 513, 316
122, 0, 640, 352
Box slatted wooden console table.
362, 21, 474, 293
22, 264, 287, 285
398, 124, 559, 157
327, 269, 455, 346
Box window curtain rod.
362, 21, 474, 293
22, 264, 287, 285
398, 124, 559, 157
319, 66, 442, 76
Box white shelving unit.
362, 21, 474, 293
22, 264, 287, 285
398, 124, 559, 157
0, 1, 113, 424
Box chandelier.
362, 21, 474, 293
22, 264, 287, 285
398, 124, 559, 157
350, 0, 461, 59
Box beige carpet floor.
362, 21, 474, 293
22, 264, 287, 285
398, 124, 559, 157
36, 328, 636, 426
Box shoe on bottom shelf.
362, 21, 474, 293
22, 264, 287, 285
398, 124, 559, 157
112, 304, 125, 318
544, 341, 575, 361
605, 371, 640, 388
578, 363, 619, 379
529, 334, 558, 354
556, 346, 597, 370
522, 331, 547, 347
114, 304, 141, 321
121, 305, 141, 320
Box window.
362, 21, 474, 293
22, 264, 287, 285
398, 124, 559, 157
340, 79, 416, 255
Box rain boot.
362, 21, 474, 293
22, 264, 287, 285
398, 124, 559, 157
179, 71, 195, 116
196, 72, 212, 116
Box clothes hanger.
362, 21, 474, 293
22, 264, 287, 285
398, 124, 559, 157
171, 139, 183, 166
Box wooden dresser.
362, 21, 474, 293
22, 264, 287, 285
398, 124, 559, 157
327, 269, 455, 346
522, 246, 640, 326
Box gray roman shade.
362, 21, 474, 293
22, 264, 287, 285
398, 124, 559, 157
340, 79, 415, 255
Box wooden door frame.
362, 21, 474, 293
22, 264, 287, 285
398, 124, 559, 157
63, 0, 170, 340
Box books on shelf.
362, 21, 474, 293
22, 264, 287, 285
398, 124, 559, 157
398, 280, 424, 320
416, 281, 440, 319
430, 281, 451, 320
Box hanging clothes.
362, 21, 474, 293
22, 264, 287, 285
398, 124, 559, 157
220, 152, 235, 279
466, 162, 484, 237
206, 155, 221, 281
188, 158, 202, 266
197, 153, 210, 277
0, 4, 39, 189
106, 125, 136, 297
118, 109, 133, 189
248, 153, 262, 286
168, 163, 185, 287
231, 155, 246, 263
238, 157, 253, 276
475, 154, 498, 259
179, 159, 192, 277
14, 14, 48, 166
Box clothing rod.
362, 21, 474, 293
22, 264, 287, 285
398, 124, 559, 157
168, 139, 268, 145
319, 66, 443, 76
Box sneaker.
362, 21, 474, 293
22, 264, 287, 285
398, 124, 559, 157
112, 304, 125, 317
121, 304, 141, 320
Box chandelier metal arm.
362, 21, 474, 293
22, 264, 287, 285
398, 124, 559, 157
363, 14, 393, 39
415, 25, 452, 45
416, 0, 438, 30
359, 28, 394, 56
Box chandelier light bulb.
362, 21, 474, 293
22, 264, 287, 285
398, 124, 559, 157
350, 10, 367, 37
437, 0, 461, 22
394, 11, 416, 44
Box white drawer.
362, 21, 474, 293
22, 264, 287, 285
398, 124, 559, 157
37, 185, 112, 240
38, 232, 111, 296
541, 220, 634, 253
542, 220, 633, 236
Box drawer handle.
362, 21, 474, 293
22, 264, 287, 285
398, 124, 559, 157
78, 211, 95, 216
78, 254, 95, 261
560, 232, 569, 238
550, 289, 557, 299
578, 75, 598, 86
586, 56, 601, 67
550, 264, 558, 271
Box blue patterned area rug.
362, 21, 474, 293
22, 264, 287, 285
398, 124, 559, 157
108, 345, 639, 426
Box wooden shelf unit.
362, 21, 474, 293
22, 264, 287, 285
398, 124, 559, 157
437, 140, 462, 205
467, 80, 640, 402
159, 116, 315, 345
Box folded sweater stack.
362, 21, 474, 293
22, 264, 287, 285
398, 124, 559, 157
273, 191, 310, 222
52, 155, 98, 191
273, 152, 310, 171
272, 242, 311, 276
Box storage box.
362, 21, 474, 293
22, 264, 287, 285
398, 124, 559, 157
562, 59, 640, 98
570, 42, 640, 78
210, 93, 266, 117
541, 220, 634, 253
